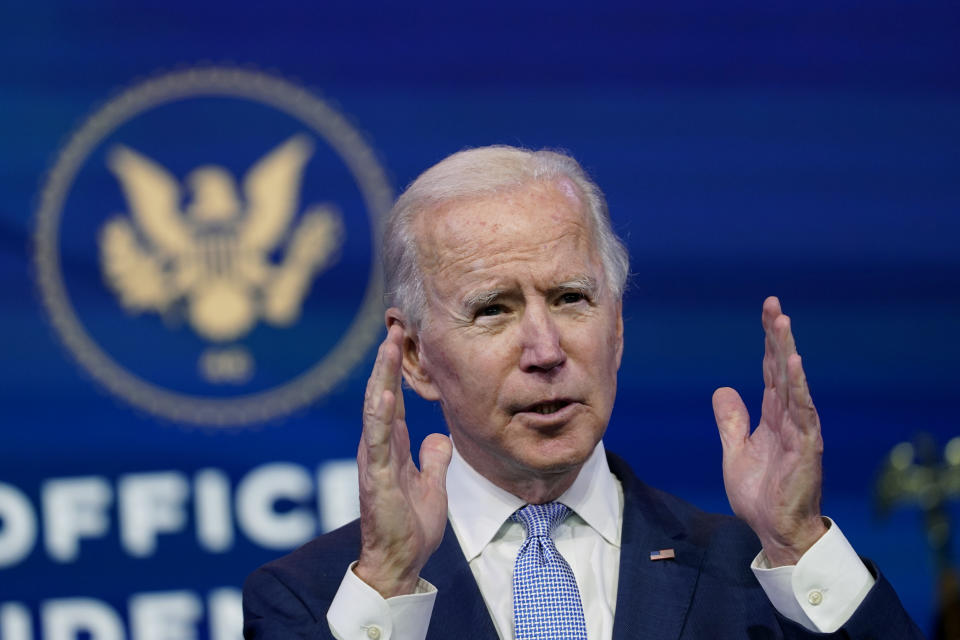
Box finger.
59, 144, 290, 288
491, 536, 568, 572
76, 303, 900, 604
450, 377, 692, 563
760, 296, 782, 335
364, 390, 398, 467
362, 343, 387, 446
760, 298, 797, 405
393, 352, 406, 423
787, 354, 820, 436
365, 324, 404, 400
363, 340, 383, 406
362, 328, 405, 455
762, 326, 776, 389
712, 387, 750, 455
761, 296, 782, 388
383, 323, 405, 392
773, 315, 791, 402
388, 394, 414, 476
419, 433, 453, 491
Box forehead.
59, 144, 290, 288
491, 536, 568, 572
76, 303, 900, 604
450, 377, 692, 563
413, 180, 599, 280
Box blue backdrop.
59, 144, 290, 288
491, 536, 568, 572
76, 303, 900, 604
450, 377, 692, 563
1, 2, 957, 638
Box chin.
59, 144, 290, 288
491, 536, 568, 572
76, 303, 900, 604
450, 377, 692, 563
514, 434, 599, 476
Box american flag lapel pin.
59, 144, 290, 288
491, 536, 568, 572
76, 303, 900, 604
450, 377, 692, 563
650, 548, 675, 561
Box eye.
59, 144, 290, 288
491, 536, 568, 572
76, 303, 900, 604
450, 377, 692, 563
478, 304, 505, 317
558, 291, 586, 305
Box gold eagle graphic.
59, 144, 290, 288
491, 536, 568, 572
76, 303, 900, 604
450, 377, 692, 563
99, 134, 343, 342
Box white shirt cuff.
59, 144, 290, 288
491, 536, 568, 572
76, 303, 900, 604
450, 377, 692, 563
751, 517, 875, 633
326, 562, 437, 640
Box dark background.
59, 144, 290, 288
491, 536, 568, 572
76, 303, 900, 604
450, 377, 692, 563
1, 1, 957, 637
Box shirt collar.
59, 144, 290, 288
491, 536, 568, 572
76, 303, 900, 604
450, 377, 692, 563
446, 439, 621, 562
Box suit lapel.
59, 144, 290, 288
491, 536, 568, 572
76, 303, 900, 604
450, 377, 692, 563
422, 523, 500, 640
419, 454, 705, 640
609, 454, 705, 640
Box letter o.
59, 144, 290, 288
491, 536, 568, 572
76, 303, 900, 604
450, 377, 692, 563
0, 483, 37, 568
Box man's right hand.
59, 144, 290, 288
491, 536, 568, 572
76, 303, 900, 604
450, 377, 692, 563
354, 322, 453, 598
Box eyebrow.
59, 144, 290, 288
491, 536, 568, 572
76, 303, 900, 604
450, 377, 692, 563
462, 288, 505, 311
460, 276, 599, 311
554, 276, 598, 295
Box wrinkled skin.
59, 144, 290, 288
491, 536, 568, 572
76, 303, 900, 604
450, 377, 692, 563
355, 181, 826, 597
713, 296, 828, 566
355, 179, 624, 595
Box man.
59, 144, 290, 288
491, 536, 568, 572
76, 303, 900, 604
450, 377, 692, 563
243, 146, 921, 639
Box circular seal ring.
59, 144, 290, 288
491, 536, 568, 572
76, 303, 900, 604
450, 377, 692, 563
34, 66, 392, 426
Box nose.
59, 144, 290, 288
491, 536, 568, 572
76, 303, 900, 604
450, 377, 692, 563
518, 303, 566, 373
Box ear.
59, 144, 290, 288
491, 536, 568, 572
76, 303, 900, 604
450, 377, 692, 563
614, 299, 624, 370
385, 308, 441, 402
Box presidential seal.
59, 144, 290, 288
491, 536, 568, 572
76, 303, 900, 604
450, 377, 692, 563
34, 67, 392, 426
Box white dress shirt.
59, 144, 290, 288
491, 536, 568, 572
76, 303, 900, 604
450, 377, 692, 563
328, 440, 874, 640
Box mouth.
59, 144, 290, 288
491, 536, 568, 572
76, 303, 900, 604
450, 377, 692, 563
516, 399, 577, 416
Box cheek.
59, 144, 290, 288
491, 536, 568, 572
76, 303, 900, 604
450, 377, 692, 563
430, 343, 509, 405
568, 320, 621, 374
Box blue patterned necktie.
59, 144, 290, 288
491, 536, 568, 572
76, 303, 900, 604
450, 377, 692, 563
511, 502, 589, 640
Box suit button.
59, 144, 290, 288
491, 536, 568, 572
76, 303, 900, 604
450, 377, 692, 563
366, 626, 382, 639
807, 589, 823, 606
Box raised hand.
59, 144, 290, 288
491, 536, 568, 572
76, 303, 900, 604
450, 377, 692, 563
354, 322, 453, 597
712, 296, 828, 567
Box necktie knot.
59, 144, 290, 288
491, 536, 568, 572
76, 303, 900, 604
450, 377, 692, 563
511, 502, 571, 539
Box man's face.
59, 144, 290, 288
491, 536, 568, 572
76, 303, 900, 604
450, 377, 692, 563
403, 179, 623, 493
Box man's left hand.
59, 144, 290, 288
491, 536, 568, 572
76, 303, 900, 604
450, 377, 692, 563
713, 296, 829, 567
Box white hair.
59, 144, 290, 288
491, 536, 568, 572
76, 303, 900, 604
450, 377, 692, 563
383, 145, 629, 327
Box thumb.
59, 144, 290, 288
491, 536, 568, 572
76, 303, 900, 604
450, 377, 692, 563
419, 433, 453, 490
712, 387, 750, 456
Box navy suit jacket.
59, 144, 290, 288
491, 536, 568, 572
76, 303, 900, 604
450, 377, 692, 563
243, 452, 922, 639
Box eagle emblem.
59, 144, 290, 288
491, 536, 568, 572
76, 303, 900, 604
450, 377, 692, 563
99, 134, 342, 343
